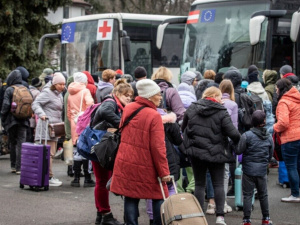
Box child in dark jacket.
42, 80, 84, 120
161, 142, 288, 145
236, 110, 274, 225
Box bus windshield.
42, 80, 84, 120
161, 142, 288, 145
181, 1, 269, 78
61, 19, 120, 77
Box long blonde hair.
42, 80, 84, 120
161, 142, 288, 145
202, 86, 222, 99
151, 66, 173, 82
219, 79, 235, 101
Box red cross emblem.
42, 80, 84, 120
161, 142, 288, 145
99, 21, 111, 38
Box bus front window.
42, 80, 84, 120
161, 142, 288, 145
61, 20, 120, 77
181, 1, 269, 79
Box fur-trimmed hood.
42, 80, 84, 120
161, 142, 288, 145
161, 111, 177, 124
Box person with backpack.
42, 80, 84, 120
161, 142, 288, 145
236, 110, 273, 225
67, 72, 95, 187
151, 66, 186, 123
91, 79, 132, 225
32, 72, 66, 187
96, 69, 117, 103
182, 86, 240, 225
274, 78, 300, 203
1, 70, 32, 174
246, 65, 269, 101
110, 79, 171, 225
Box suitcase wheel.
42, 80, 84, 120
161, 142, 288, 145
283, 184, 288, 189
44, 186, 49, 191
29, 186, 34, 190
20, 183, 24, 189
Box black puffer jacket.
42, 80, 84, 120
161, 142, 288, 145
236, 127, 273, 176
182, 99, 240, 163
0, 70, 29, 131
91, 95, 121, 130
162, 112, 181, 181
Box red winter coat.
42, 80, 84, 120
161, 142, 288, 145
110, 96, 170, 199
82, 71, 97, 101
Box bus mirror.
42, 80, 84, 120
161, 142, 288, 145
290, 11, 300, 42
249, 16, 266, 45
157, 23, 169, 49
38, 33, 61, 55
122, 36, 131, 62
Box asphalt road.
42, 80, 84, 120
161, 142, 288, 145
1, 154, 300, 225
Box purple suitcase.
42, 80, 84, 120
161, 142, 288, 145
20, 120, 51, 191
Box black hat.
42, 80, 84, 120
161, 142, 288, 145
31, 78, 42, 87
134, 66, 147, 79
252, 110, 266, 127
248, 65, 258, 75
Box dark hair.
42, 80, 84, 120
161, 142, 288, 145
276, 78, 293, 101
215, 72, 224, 84
134, 66, 147, 79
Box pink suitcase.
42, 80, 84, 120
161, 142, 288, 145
20, 120, 50, 191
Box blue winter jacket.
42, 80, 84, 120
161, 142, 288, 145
236, 127, 273, 176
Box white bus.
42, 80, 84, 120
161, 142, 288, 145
39, 13, 186, 84
157, 0, 300, 79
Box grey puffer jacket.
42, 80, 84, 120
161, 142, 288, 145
236, 127, 273, 176
32, 82, 63, 141
0, 70, 29, 131
182, 99, 240, 163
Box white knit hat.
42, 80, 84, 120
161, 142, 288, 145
73, 72, 88, 84
136, 79, 161, 99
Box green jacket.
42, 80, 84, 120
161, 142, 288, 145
264, 70, 277, 101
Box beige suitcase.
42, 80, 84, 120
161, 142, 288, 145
158, 177, 208, 225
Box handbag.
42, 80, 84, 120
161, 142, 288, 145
48, 122, 65, 138
92, 106, 146, 170
74, 90, 85, 124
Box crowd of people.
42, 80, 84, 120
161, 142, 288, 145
0, 63, 300, 225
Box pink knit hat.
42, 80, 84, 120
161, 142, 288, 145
52, 72, 66, 85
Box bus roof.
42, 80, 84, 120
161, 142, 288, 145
192, 0, 260, 5
62, 13, 186, 23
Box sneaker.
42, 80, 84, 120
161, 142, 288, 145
227, 188, 235, 198
16, 171, 21, 175
54, 147, 63, 159
206, 203, 216, 214
49, 177, 62, 187
242, 219, 251, 225
216, 216, 227, 225
224, 202, 232, 213
101, 212, 123, 225
262, 217, 273, 225
281, 195, 300, 202
11, 168, 16, 173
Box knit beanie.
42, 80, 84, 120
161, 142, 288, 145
31, 78, 42, 87
136, 79, 161, 99
279, 65, 292, 75
52, 72, 66, 85
248, 69, 259, 84
252, 110, 266, 127
247, 65, 258, 75
43, 68, 54, 76
73, 72, 88, 84
181, 71, 196, 85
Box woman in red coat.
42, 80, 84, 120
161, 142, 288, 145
111, 79, 171, 225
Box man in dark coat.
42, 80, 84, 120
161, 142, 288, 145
1, 70, 29, 174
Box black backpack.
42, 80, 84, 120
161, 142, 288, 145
238, 92, 263, 130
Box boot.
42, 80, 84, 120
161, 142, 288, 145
83, 160, 95, 187
100, 212, 123, 225
67, 165, 74, 177
71, 161, 81, 187
95, 211, 102, 225
149, 219, 153, 225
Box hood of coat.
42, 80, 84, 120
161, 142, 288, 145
82, 71, 95, 85
263, 100, 273, 115
68, 82, 87, 95
197, 79, 214, 93
67, 76, 74, 87
154, 79, 173, 90
98, 80, 113, 90
281, 86, 300, 104
263, 70, 277, 86
247, 82, 266, 95
16, 66, 29, 81
224, 69, 242, 88
161, 112, 177, 124
193, 98, 226, 116
7, 70, 23, 86
250, 127, 269, 140
286, 75, 299, 85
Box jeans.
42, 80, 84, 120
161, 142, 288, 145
281, 140, 300, 197
125, 197, 163, 225
242, 173, 269, 219
191, 158, 225, 217
8, 125, 27, 171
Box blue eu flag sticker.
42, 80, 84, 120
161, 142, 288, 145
201, 9, 216, 23
61, 22, 76, 43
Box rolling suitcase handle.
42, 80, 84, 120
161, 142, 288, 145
158, 175, 177, 200
39, 118, 49, 145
